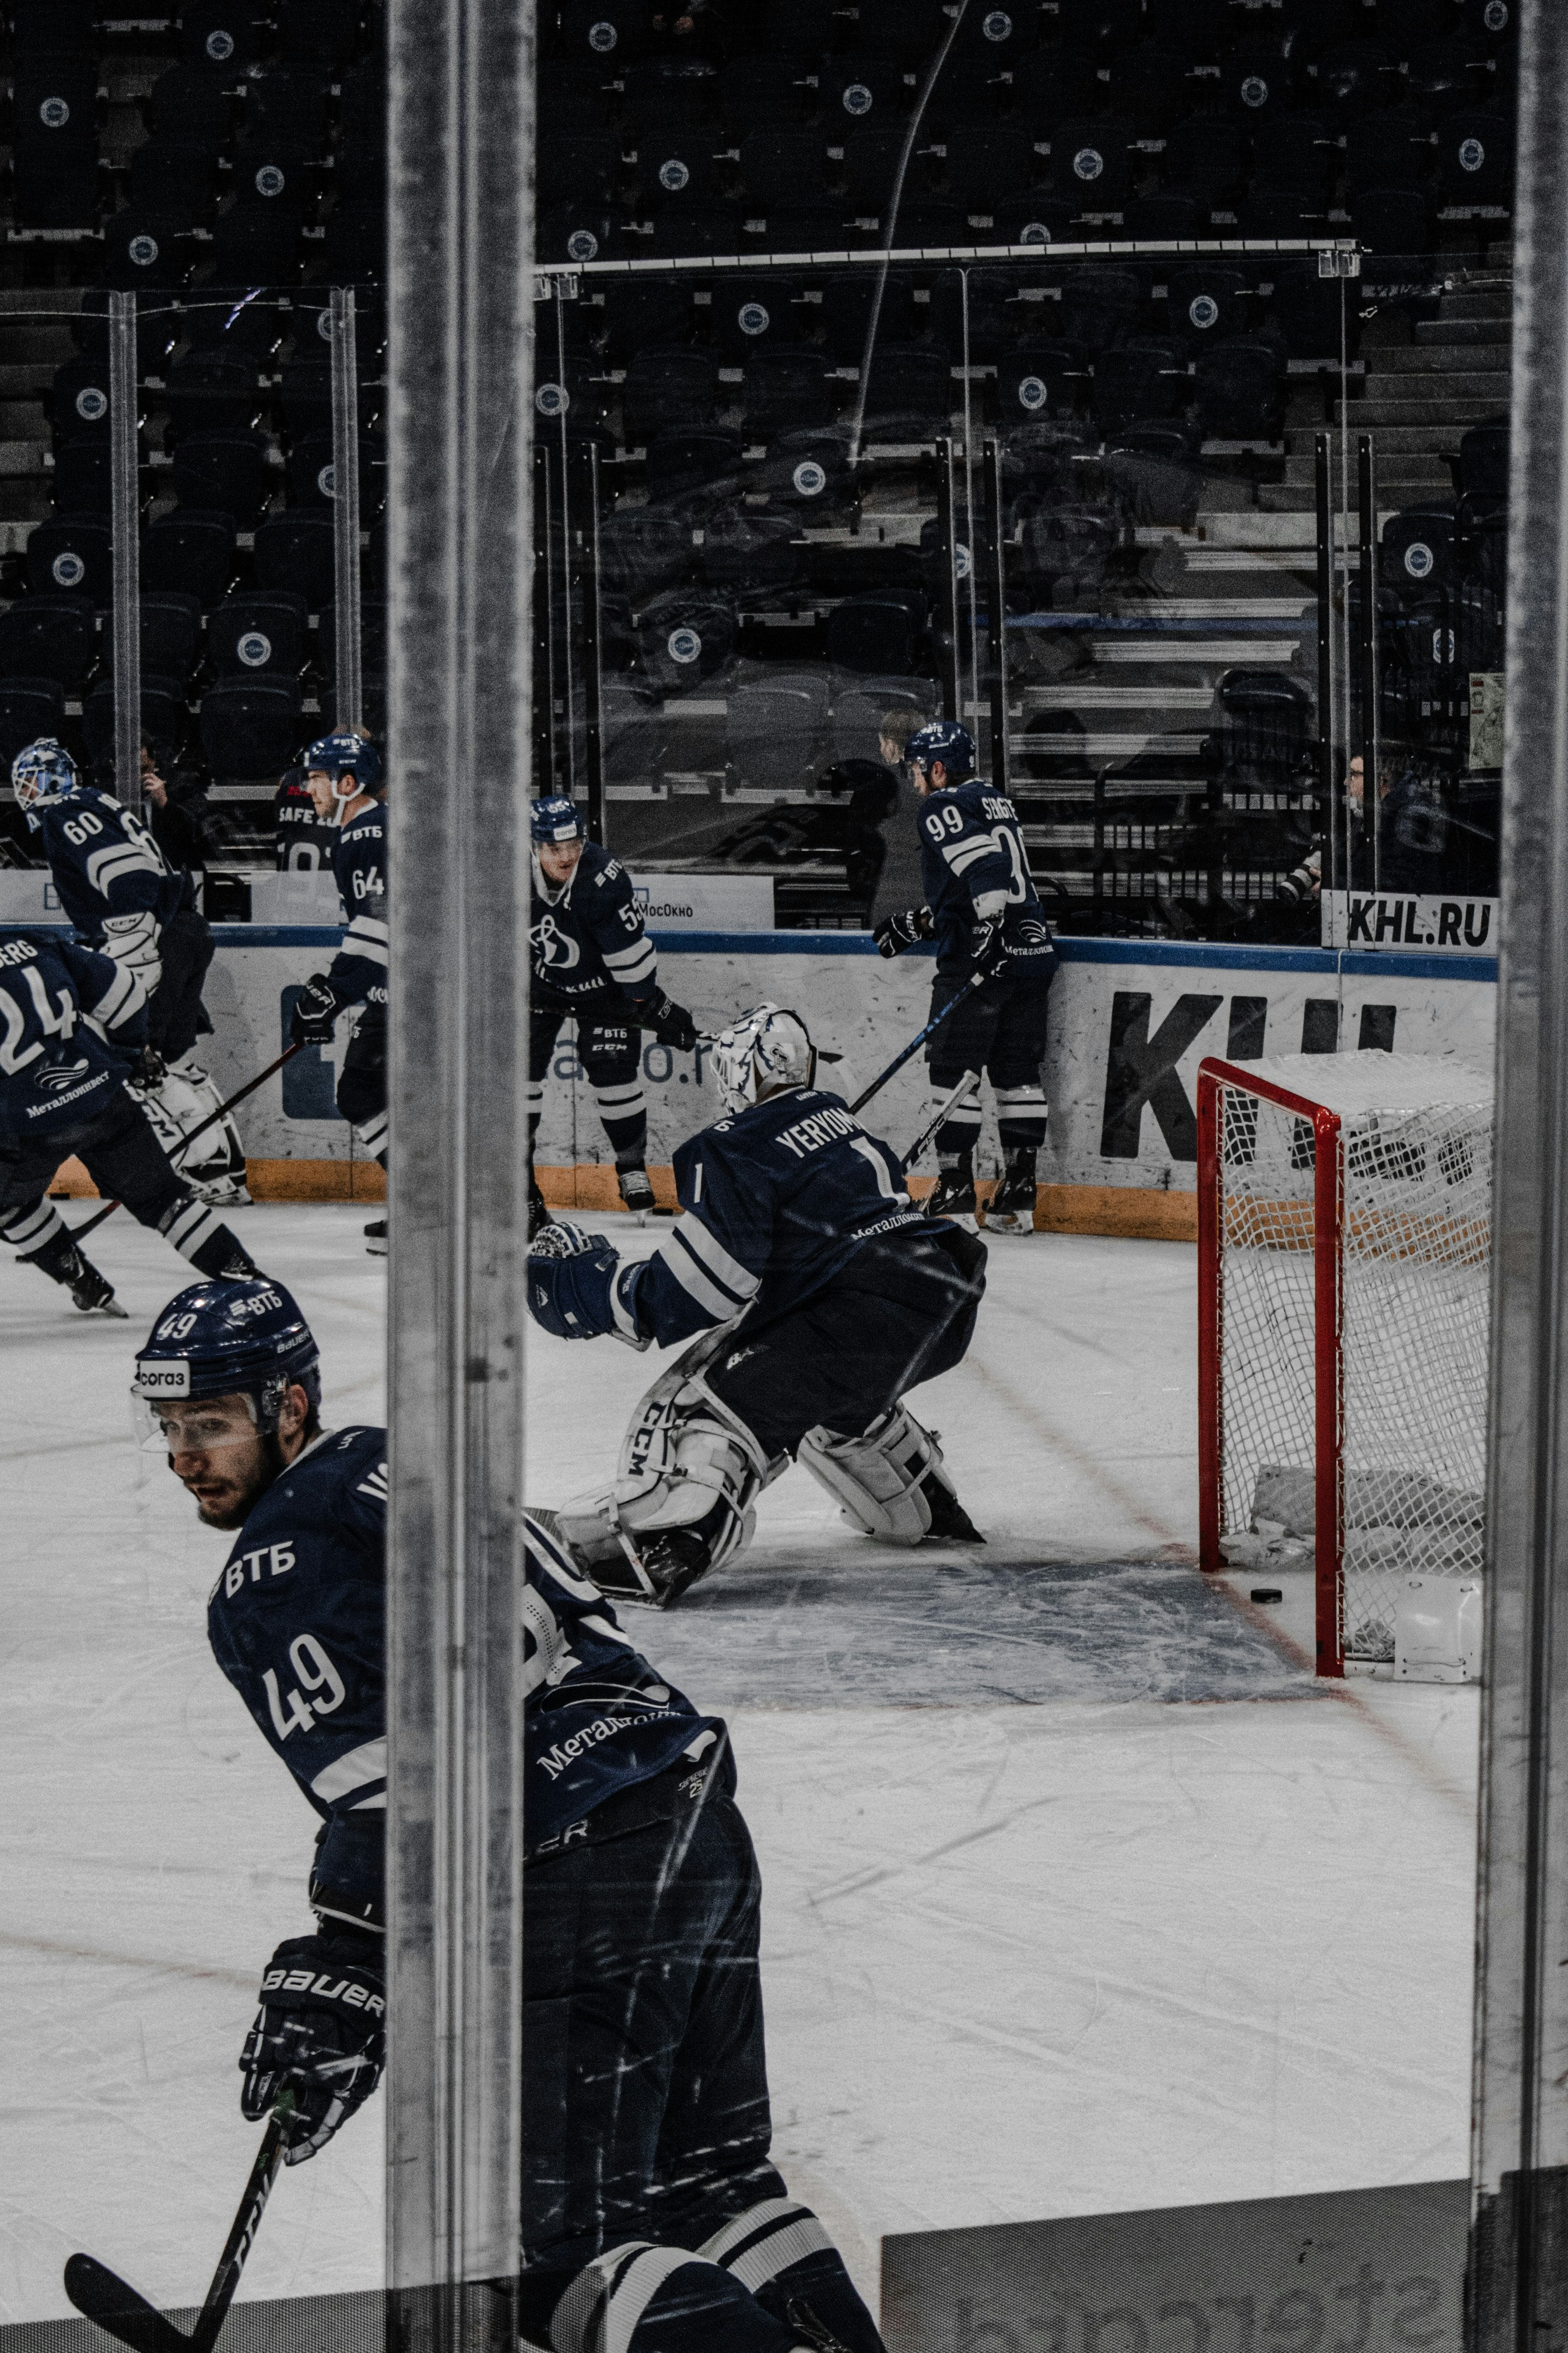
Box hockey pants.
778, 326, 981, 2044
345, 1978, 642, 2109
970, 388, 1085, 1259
0, 1091, 250, 1281
529, 999, 648, 1171
926, 967, 1054, 1166
705, 1228, 987, 1462
520, 1770, 883, 2353
336, 1003, 388, 1166
145, 905, 215, 1064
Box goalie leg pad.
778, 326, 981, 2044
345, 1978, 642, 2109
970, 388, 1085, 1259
611, 1370, 781, 1602
163, 1053, 248, 1182
798, 1404, 956, 1543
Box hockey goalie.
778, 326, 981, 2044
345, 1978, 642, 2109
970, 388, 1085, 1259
525, 1003, 988, 1605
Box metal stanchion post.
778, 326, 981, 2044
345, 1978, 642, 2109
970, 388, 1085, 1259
386, 0, 531, 2339
108, 290, 141, 808
330, 284, 363, 733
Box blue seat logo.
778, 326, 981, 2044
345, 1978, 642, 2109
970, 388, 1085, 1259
668, 628, 702, 664
1073, 146, 1104, 182
76, 387, 107, 423
843, 83, 874, 114
739, 302, 770, 336
1018, 374, 1047, 410
238, 631, 272, 668
1405, 541, 1434, 577
40, 96, 71, 128
52, 552, 86, 588
567, 227, 599, 261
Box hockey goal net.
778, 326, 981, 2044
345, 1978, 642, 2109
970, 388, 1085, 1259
1197, 1052, 1492, 1677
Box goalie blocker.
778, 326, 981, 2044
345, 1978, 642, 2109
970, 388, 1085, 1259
527, 1006, 987, 1606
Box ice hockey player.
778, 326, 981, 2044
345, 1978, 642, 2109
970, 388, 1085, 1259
11, 738, 250, 1206
286, 734, 388, 1256
529, 796, 699, 1234
0, 931, 262, 1314
525, 1003, 987, 1608
273, 753, 340, 874
872, 720, 1057, 1234
134, 1277, 888, 2353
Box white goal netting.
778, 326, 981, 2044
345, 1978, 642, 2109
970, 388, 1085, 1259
1211, 1052, 1492, 1666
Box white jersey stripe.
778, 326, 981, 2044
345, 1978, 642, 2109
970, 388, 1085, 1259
673, 1209, 759, 1300
657, 1230, 745, 1324
311, 1736, 388, 1802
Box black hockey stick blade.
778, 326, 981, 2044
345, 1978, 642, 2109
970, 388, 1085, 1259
849, 969, 986, 1117
63, 2253, 194, 2353
71, 1044, 306, 1245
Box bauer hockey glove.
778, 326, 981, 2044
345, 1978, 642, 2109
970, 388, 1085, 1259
290, 973, 345, 1046
874, 905, 934, 959
967, 916, 1011, 981
647, 989, 698, 1052
527, 1235, 650, 1349
241, 1930, 385, 2165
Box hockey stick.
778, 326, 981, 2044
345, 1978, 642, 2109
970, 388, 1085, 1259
900, 1069, 981, 1174
69, 1045, 306, 1245
848, 969, 988, 1118
63, 2108, 289, 2353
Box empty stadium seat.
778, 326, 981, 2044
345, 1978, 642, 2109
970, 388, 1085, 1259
1456, 418, 1510, 499
1194, 338, 1283, 442
1163, 265, 1250, 351
142, 510, 238, 608
1381, 504, 1457, 601
208, 591, 310, 679
1219, 39, 1296, 121
597, 281, 697, 363
272, 0, 362, 64
643, 205, 742, 260
1355, 187, 1432, 253
1212, 669, 1313, 780
824, 590, 927, 674
141, 62, 234, 155
1050, 117, 1135, 211
247, 65, 333, 148
13, 60, 99, 230
210, 205, 304, 284
699, 509, 801, 593
927, 269, 1024, 367
1093, 339, 1190, 433
1456, 493, 1507, 601
836, 127, 913, 215
634, 589, 739, 690
104, 593, 204, 682
1160, 111, 1250, 211
166, 352, 266, 443
181, 0, 261, 71
708, 275, 809, 360
622, 349, 721, 445
253, 513, 338, 607
829, 675, 930, 765
171, 433, 275, 528
725, 674, 829, 792
50, 444, 114, 517
1436, 104, 1514, 208
997, 341, 1089, 422
644, 428, 744, 503
1058, 268, 1141, 354
26, 518, 113, 605
0, 680, 68, 773
748, 427, 857, 515
1314, 41, 1398, 118
858, 344, 953, 433
83, 675, 190, 768
944, 127, 1039, 213
741, 347, 834, 441
598, 511, 698, 603
0, 597, 96, 692
200, 678, 306, 776
287, 436, 381, 512
711, 57, 816, 132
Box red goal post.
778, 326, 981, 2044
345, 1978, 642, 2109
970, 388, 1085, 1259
1197, 1052, 1492, 1680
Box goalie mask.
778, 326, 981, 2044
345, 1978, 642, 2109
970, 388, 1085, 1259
710, 1004, 817, 1115
11, 737, 79, 824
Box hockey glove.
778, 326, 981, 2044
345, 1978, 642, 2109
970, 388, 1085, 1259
240, 1930, 385, 2165
874, 905, 934, 960
290, 974, 345, 1046
527, 1237, 650, 1349
531, 1218, 597, 1259
647, 989, 698, 1053
101, 909, 162, 991
132, 1044, 166, 1090
968, 917, 1011, 981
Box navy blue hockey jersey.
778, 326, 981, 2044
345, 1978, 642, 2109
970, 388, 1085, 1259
34, 787, 191, 945
531, 841, 659, 1009
0, 930, 146, 1146
206, 1427, 727, 1923
324, 800, 388, 1010
275, 776, 339, 872
918, 779, 1057, 980
629, 1086, 951, 1348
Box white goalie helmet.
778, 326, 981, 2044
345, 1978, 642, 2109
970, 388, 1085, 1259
710, 1003, 817, 1115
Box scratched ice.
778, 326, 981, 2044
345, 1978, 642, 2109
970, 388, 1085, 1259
1, 1211, 1478, 2323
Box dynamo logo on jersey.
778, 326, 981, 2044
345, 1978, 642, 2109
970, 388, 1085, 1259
531, 912, 581, 971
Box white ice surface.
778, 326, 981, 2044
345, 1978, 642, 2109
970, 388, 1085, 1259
0, 1211, 1478, 2326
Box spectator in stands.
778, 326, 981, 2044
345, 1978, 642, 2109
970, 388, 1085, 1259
867, 708, 929, 936
647, 0, 728, 59
141, 738, 211, 885
1348, 750, 1451, 895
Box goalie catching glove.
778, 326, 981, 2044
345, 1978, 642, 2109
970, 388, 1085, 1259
528, 1221, 650, 1350
646, 988, 698, 1052
874, 905, 935, 959
289, 972, 346, 1046
240, 1929, 385, 2164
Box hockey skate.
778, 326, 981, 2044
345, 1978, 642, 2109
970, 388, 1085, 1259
21, 1235, 128, 1317
925, 1163, 978, 1230
616, 1164, 668, 1221
983, 1154, 1039, 1235
920, 1473, 984, 1543
363, 1218, 388, 1256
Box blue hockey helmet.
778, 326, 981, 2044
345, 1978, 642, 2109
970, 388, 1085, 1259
11, 737, 79, 823
132, 1278, 322, 1445
531, 795, 587, 847
303, 730, 381, 797
904, 720, 976, 782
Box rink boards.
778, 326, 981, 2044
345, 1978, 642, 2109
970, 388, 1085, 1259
32, 927, 1498, 1231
